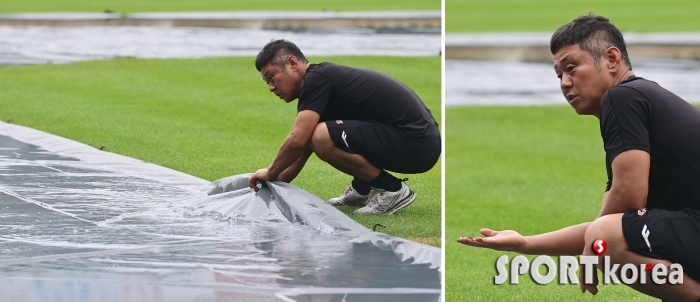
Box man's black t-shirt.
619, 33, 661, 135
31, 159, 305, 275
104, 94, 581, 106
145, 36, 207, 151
297, 62, 439, 141
600, 77, 700, 211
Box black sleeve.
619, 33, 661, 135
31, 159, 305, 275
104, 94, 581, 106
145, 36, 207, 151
297, 71, 333, 116
600, 86, 653, 191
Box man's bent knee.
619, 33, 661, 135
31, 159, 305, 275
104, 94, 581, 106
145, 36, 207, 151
310, 122, 334, 159
585, 213, 628, 256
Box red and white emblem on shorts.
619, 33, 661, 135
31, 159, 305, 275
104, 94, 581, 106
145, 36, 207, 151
638, 208, 647, 216
336, 120, 343, 124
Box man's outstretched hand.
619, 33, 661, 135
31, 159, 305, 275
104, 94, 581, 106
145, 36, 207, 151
248, 168, 273, 192
457, 228, 527, 253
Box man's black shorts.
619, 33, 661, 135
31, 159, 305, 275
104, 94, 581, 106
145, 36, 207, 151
622, 208, 700, 282
325, 120, 440, 174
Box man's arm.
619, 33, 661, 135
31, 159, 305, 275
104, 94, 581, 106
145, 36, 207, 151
248, 110, 320, 190
459, 222, 591, 256
521, 222, 590, 255
459, 150, 650, 254
598, 149, 649, 217
267, 110, 320, 179
277, 144, 313, 183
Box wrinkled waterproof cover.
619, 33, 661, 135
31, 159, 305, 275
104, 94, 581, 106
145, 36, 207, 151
0, 121, 441, 301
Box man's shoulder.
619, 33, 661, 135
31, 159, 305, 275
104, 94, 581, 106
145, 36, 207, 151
302, 62, 335, 86
308, 62, 348, 73
607, 77, 674, 100
602, 77, 655, 107
617, 76, 659, 91
304, 62, 371, 87
604, 76, 690, 111
304, 62, 342, 80
607, 76, 644, 94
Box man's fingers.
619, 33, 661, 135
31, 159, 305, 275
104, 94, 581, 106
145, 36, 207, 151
457, 236, 472, 245
248, 177, 255, 189
585, 283, 598, 295
457, 236, 490, 248
457, 236, 483, 247
579, 264, 585, 293
578, 262, 599, 295
593, 268, 599, 286
589, 269, 599, 295
457, 236, 499, 250
248, 177, 259, 192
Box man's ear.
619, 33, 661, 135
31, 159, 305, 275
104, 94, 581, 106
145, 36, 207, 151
287, 55, 299, 72
603, 46, 622, 73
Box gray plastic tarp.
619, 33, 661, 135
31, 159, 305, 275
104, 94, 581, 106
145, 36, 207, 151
0, 121, 441, 302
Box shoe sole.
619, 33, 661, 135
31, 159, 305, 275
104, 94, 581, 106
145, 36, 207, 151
353, 190, 416, 215
386, 190, 416, 214
328, 190, 377, 207
328, 198, 368, 207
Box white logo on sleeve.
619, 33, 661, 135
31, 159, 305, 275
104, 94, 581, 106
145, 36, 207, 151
341, 131, 349, 148
642, 224, 652, 252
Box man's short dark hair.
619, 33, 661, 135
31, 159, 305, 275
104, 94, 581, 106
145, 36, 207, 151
255, 39, 308, 72
550, 14, 632, 69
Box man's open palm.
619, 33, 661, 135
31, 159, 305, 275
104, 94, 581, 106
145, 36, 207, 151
457, 229, 527, 253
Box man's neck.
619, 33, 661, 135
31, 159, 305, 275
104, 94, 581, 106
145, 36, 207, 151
611, 69, 635, 87
594, 69, 636, 119
298, 62, 310, 76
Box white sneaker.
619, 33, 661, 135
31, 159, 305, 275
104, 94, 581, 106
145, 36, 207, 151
327, 186, 371, 206
353, 182, 415, 215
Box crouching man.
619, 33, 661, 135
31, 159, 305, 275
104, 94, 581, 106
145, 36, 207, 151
248, 40, 440, 215
459, 14, 700, 301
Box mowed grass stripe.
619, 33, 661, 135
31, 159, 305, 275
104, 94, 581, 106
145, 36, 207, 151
0, 56, 441, 246
447, 0, 700, 32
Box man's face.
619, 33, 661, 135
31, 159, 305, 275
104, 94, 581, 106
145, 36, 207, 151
553, 44, 613, 116
260, 57, 303, 103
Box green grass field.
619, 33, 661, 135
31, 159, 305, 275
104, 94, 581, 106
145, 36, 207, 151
447, 0, 700, 32
0, 56, 441, 247
445, 105, 699, 301
0, 0, 439, 13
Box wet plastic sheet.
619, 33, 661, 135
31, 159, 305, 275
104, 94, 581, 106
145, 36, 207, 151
0, 121, 441, 302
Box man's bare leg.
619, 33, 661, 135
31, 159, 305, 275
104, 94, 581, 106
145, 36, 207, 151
311, 122, 415, 214
309, 122, 380, 182
585, 214, 700, 301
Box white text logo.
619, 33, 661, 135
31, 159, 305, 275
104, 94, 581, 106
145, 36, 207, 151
494, 255, 683, 285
